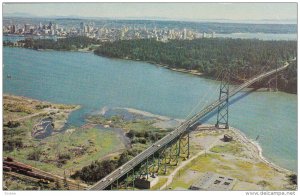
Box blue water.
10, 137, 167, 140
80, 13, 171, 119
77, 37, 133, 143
216, 33, 297, 41
3, 35, 26, 42
3, 35, 59, 42
3, 47, 297, 172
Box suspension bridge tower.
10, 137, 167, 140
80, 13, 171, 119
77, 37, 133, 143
215, 67, 230, 129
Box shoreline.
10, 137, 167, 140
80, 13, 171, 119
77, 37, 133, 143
229, 126, 294, 175
112, 107, 295, 175
3, 93, 81, 111
3, 92, 296, 189
3, 93, 81, 131
155, 123, 296, 190
3, 46, 296, 94
3, 45, 94, 54
94, 53, 296, 95
121, 107, 182, 122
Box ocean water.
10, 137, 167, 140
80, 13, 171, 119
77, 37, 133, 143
3, 47, 297, 172
3, 35, 59, 42
215, 33, 297, 41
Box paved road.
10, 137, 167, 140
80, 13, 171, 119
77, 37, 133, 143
89, 62, 290, 190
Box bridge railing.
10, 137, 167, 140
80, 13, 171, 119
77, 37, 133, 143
89, 61, 291, 190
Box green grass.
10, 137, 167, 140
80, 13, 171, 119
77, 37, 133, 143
4, 127, 124, 176
151, 177, 168, 190
52, 128, 123, 168
88, 115, 161, 133
210, 141, 243, 155
4, 110, 171, 176
168, 170, 193, 190
168, 180, 190, 190
254, 162, 273, 178
3, 173, 56, 190
188, 153, 221, 172
195, 131, 222, 138
236, 160, 253, 170
169, 151, 280, 189
159, 129, 289, 191
123, 119, 159, 132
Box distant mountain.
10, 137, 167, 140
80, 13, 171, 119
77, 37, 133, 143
3, 13, 297, 25
4, 12, 36, 18
3, 14, 297, 34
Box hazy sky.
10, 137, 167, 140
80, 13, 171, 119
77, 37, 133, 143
3, 2, 297, 22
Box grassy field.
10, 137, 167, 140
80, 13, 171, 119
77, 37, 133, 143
3, 173, 46, 190
3, 95, 126, 178
4, 101, 174, 188
168, 136, 292, 191
210, 141, 243, 155
4, 96, 294, 191
4, 127, 124, 176
150, 177, 168, 190
87, 115, 163, 133
168, 151, 290, 190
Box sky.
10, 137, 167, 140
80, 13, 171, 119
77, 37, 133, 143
3, 2, 297, 22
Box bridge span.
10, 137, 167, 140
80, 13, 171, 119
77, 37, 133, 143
89, 62, 290, 190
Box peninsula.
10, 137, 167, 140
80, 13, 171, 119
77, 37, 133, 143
4, 37, 297, 94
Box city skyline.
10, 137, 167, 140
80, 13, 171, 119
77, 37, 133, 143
3, 2, 297, 23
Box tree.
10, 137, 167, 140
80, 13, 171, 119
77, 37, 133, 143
118, 151, 129, 166
27, 148, 42, 161
94, 38, 296, 93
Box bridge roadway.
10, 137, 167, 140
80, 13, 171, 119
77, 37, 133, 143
89, 62, 289, 190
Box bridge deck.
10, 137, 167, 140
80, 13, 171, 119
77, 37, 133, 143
89, 62, 289, 190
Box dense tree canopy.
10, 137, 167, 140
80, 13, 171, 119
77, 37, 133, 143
70, 147, 143, 183
94, 38, 297, 93
4, 36, 297, 93
5, 36, 101, 50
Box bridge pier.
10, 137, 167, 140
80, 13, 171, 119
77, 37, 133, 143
132, 169, 135, 190
179, 133, 190, 159
187, 133, 190, 158
125, 172, 128, 189
146, 157, 149, 180
267, 76, 278, 92
151, 153, 155, 177
163, 146, 167, 174
89, 63, 290, 191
